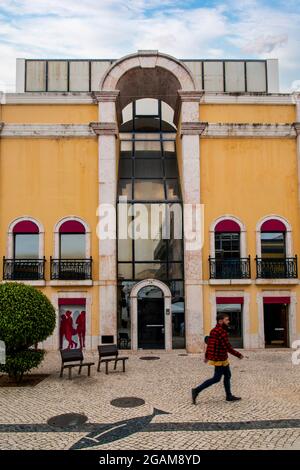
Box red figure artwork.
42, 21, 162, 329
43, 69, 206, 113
59, 306, 86, 350
76, 310, 86, 349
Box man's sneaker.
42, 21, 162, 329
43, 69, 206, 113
191, 388, 198, 405
226, 395, 241, 402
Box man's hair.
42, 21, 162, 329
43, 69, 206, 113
217, 312, 229, 322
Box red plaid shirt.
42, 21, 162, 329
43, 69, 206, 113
205, 324, 242, 362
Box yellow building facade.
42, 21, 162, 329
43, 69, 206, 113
0, 51, 299, 352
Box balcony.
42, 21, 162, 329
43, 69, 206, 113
50, 257, 92, 280
209, 256, 251, 279
256, 256, 298, 279
3, 257, 45, 280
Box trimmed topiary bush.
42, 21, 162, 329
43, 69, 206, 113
0, 282, 56, 382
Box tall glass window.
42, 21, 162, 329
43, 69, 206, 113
117, 99, 184, 349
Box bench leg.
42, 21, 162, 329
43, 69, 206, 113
105, 361, 109, 375
122, 360, 126, 373
60, 366, 64, 378
114, 359, 117, 370
68, 367, 72, 380
88, 365, 91, 377
97, 360, 101, 372
78, 365, 82, 375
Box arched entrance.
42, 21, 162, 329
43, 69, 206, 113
130, 279, 172, 351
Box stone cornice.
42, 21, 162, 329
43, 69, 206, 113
89, 122, 118, 136
1, 93, 94, 105
0, 124, 95, 138
91, 91, 120, 103
178, 91, 204, 102
181, 122, 297, 138
180, 122, 208, 135
201, 93, 294, 105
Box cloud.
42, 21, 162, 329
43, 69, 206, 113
0, 0, 299, 92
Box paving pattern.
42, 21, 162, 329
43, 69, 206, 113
0, 349, 299, 450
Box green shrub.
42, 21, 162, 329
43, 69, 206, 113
0, 283, 55, 382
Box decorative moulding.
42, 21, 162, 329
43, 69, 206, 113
1, 123, 94, 138
89, 122, 118, 136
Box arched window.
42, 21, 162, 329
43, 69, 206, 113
215, 220, 241, 260
59, 220, 86, 259
13, 220, 39, 259
260, 219, 286, 259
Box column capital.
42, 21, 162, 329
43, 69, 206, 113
293, 122, 300, 136
181, 122, 208, 136
178, 91, 204, 102
89, 122, 118, 136
91, 91, 120, 103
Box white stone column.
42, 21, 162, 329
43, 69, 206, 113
179, 92, 204, 353
91, 91, 119, 344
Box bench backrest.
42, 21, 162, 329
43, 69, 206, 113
60, 348, 83, 363
98, 344, 118, 358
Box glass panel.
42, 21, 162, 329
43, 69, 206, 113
134, 117, 160, 132
135, 263, 167, 280
170, 280, 185, 349
135, 98, 159, 116
217, 304, 243, 348
168, 263, 183, 279
166, 180, 180, 200
119, 159, 132, 178
215, 233, 240, 258
163, 140, 175, 157
134, 180, 164, 200
134, 140, 161, 158
118, 239, 132, 261
164, 159, 178, 177
137, 285, 163, 299
60, 234, 85, 259
120, 141, 132, 153
117, 283, 134, 349
118, 180, 132, 200
261, 232, 285, 258
135, 239, 167, 261
118, 263, 133, 280
168, 239, 183, 261
14, 234, 39, 259
135, 159, 163, 177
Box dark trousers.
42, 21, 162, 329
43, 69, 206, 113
194, 365, 232, 398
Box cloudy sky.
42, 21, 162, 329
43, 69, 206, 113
0, 0, 299, 92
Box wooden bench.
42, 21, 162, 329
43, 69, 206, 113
60, 349, 94, 380
97, 344, 128, 374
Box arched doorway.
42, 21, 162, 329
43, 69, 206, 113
130, 279, 172, 350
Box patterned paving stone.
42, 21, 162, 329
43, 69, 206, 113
0, 349, 299, 449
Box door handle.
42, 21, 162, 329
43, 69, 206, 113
146, 324, 164, 327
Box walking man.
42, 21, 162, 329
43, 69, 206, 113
192, 313, 244, 404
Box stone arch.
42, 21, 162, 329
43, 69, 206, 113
130, 279, 172, 351
210, 215, 247, 258
256, 214, 292, 257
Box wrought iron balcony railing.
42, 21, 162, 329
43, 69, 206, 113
209, 256, 251, 279
50, 257, 92, 280
256, 256, 298, 279
3, 257, 45, 280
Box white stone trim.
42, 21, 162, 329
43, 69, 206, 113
1, 124, 95, 138
209, 290, 250, 348
201, 93, 293, 105
100, 51, 196, 91
130, 279, 172, 351
209, 280, 252, 285
257, 290, 296, 348
16, 59, 26, 93
53, 216, 91, 259
1, 92, 94, 104
1, 280, 46, 286
256, 215, 293, 257
210, 215, 247, 258
255, 279, 299, 285
200, 123, 296, 138
49, 280, 93, 287
7, 216, 44, 259
46, 291, 93, 350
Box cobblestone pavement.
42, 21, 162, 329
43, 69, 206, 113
0, 349, 300, 450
